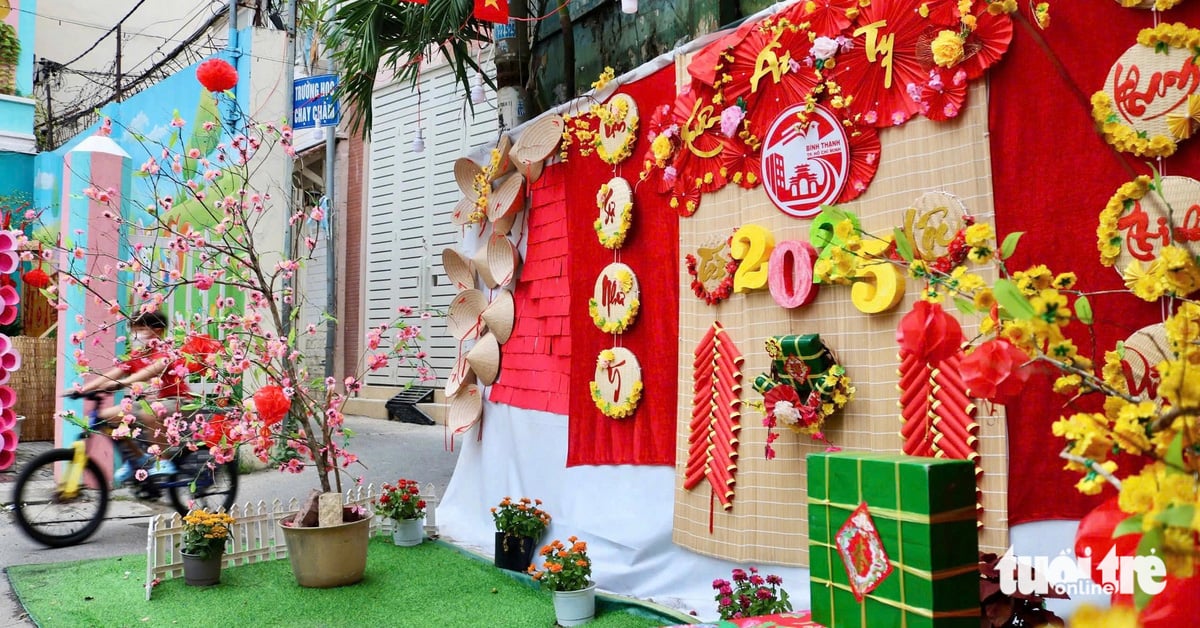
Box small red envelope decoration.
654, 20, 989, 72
835, 502, 893, 602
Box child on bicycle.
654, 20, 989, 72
74, 310, 191, 484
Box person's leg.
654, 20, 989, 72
98, 405, 146, 460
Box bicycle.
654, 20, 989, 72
9, 391, 239, 547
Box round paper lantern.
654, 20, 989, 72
253, 385, 291, 425
960, 339, 1032, 405
896, 300, 963, 364
196, 58, 239, 92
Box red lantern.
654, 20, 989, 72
1075, 497, 1141, 587
896, 300, 963, 364
254, 385, 290, 426
196, 58, 239, 93
959, 338, 1032, 405
22, 266, 50, 289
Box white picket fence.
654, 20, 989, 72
144, 482, 439, 600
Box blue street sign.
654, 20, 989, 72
293, 74, 340, 130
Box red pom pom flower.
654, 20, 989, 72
22, 266, 50, 289
197, 58, 239, 93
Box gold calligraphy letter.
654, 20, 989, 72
853, 20, 896, 89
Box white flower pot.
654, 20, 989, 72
552, 581, 596, 626
391, 517, 424, 546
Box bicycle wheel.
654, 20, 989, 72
11, 448, 110, 548
166, 450, 239, 515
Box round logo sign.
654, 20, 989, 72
1114, 175, 1200, 271
760, 105, 850, 219
1106, 42, 1200, 141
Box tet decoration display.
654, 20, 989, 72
754, 334, 854, 456
590, 347, 643, 419
1091, 23, 1200, 158
1099, 175, 1200, 274
594, 177, 634, 249
644, 0, 1008, 218
684, 322, 744, 516
594, 93, 640, 165
589, 262, 640, 334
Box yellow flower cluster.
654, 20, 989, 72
1123, 245, 1200, 301
1159, 302, 1200, 410
1096, 175, 1151, 266
1117, 462, 1200, 576
1069, 605, 1140, 628
591, 66, 615, 91
1033, 2, 1050, 29
593, 185, 633, 249
1137, 21, 1200, 49
1091, 91, 1178, 158
589, 296, 640, 333
986, 0, 1018, 14
1000, 266, 1087, 361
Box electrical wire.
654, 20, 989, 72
57, 0, 149, 69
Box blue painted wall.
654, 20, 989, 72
15, 0, 34, 97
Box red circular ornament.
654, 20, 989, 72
22, 267, 50, 289
197, 58, 239, 93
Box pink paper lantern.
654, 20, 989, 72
0, 408, 13, 430
0, 447, 13, 470
0, 231, 15, 252
0, 429, 14, 452
0, 305, 16, 326
0, 251, 17, 274
1, 350, 20, 371
0, 285, 16, 305
0, 333, 11, 355
0, 385, 17, 408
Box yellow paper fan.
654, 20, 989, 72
1189, 93, 1200, 125
1166, 112, 1193, 140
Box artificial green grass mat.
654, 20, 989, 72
8, 538, 676, 628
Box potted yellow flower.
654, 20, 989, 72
529, 536, 595, 626
490, 496, 551, 572
179, 509, 235, 586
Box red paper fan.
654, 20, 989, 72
961, 5, 1013, 80
836, 113, 881, 203
915, 66, 969, 122
717, 20, 822, 141
919, 0, 962, 27
687, 18, 763, 88
672, 181, 703, 217
833, 0, 931, 127
777, 0, 857, 37
637, 102, 681, 195
720, 133, 762, 190
672, 83, 728, 195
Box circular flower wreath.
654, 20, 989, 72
591, 95, 639, 166
593, 182, 633, 249
760, 366, 853, 458
685, 237, 738, 305
589, 349, 644, 419
1089, 23, 1200, 159
588, 268, 640, 333
1096, 174, 1152, 267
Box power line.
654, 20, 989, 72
128, 1, 223, 74
58, 0, 149, 70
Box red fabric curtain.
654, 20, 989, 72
988, 4, 1200, 523
566, 66, 680, 466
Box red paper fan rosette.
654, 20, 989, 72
833, 0, 931, 127
687, 18, 762, 88
778, 0, 857, 37
961, 5, 1013, 80
671, 83, 727, 195
720, 133, 762, 190
638, 102, 681, 195
717, 20, 822, 141
672, 181, 703, 217
915, 67, 969, 122
836, 113, 881, 203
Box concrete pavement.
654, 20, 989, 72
0, 415, 460, 627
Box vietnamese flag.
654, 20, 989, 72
474, 0, 508, 24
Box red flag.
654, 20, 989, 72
473, 0, 508, 23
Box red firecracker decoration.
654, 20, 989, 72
196, 58, 239, 93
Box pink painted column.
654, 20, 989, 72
55, 133, 131, 481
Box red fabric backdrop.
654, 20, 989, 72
988, 5, 1200, 523
489, 165, 572, 415
566, 66, 680, 466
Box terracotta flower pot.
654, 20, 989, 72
279, 516, 370, 588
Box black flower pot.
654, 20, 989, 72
494, 532, 537, 572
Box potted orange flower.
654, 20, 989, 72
529, 536, 595, 626
490, 496, 551, 572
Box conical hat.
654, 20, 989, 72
512, 157, 544, 184
487, 173, 525, 225
454, 158, 483, 200
447, 384, 483, 434
441, 248, 476, 291
493, 203, 523, 236
511, 114, 563, 168
493, 134, 514, 179
488, 234, 520, 288
452, 196, 478, 226
445, 353, 477, 398
447, 289, 487, 341
481, 289, 515, 345
466, 332, 501, 385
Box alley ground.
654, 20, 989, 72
0, 415, 460, 627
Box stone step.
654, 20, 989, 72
342, 395, 446, 425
